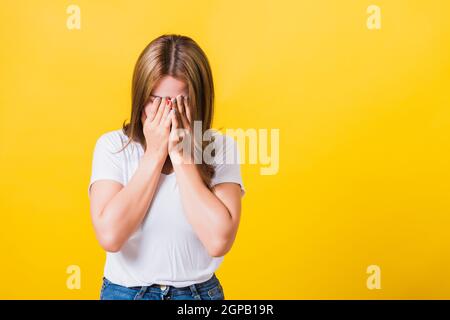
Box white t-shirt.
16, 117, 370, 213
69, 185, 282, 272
88, 129, 245, 288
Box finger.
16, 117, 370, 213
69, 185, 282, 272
160, 99, 172, 125
179, 96, 190, 129
175, 105, 184, 129
141, 101, 150, 123
170, 96, 178, 110
185, 96, 193, 125
169, 108, 178, 128
165, 108, 175, 129
176, 94, 185, 115
170, 96, 182, 129
153, 97, 168, 124
146, 96, 161, 122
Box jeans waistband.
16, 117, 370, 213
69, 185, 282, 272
127, 273, 219, 291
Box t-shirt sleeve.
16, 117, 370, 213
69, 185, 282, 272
88, 132, 125, 198
210, 134, 246, 197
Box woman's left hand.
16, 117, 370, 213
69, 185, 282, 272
168, 94, 196, 165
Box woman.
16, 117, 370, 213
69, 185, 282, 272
88, 34, 245, 300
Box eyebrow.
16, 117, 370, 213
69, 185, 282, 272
150, 94, 170, 99
150, 94, 186, 99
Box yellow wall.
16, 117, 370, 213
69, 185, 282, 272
0, 0, 449, 299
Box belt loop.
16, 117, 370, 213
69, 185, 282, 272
134, 285, 148, 300
189, 283, 201, 300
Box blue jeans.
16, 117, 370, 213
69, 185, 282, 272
100, 274, 225, 300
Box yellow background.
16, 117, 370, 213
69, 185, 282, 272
1, 0, 449, 299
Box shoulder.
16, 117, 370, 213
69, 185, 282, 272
95, 129, 129, 150
208, 131, 245, 195
210, 131, 238, 149
209, 131, 240, 164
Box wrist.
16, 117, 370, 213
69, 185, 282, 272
142, 151, 166, 168
172, 159, 204, 188
169, 150, 195, 167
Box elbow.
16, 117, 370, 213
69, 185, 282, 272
92, 210, 124, 253
97, 231, 123, 253
206, 219, 237, 257
207, 237, 231, 258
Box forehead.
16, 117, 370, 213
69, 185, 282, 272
150, 76, 188, 98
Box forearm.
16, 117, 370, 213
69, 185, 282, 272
173, 162, 234, 255
99, 154, 164, 250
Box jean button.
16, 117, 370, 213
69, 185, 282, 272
160, 285, 167, 290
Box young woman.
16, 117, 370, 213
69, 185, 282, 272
88, 34, 245, 300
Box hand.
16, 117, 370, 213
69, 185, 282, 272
141, 96, 173, 162
168, 94, 196, 165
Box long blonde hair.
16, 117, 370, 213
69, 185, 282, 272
120, 34, 216, 187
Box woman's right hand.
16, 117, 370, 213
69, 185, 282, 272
141, 96, 174, 162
